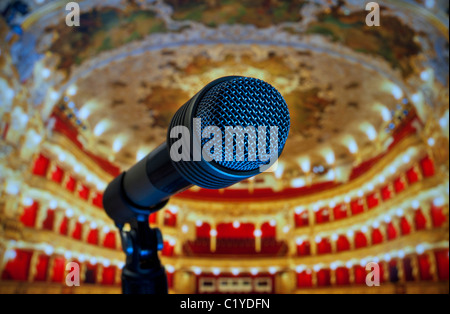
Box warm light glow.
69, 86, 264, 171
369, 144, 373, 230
93, 120, 111, 137
193, 267, 202, 275
44, 246, 54, 256
342, 135, 358, 154
136, 148, 148, 162
374, 104, 392, 122
433, 197, 445, 207
22, 197, 34, 207
5, 250, 17, 261
253, 229, 262, 237
383, 82, 404, 100
291, 178, 306, 188
67, 85, 78, 96
113, 136, 127, 153
360, 122, 378, 141
66, 209, 74, 218
233, 221, 241, 229
210, 229, 217, 237
320, 147, 335, 165
294, 206, 304, 215
298, 157, 311, 173
5, 181, 20, 195
182, 225, 189, 234
49, 200, 58, 210
166, 265, 175, 273
64, 251, 72, 260
78, 107, 91, 120
274, 162, 285, 179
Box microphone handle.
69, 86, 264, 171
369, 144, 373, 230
103, 143, 191, 226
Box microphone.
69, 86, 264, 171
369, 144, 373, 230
103, 76, 290, 226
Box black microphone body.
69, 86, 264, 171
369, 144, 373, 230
102, 76, 290, 294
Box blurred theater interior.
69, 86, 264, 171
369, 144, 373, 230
0, 0, 449, 294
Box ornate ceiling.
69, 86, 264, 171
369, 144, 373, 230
10, 0, 449, 189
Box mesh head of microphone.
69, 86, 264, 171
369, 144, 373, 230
194, 77, 290, 172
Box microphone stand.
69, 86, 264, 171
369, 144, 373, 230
117, 202, 169, 294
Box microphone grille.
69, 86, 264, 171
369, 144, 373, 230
195, 77, 290, 172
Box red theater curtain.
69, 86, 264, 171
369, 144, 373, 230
59, 216, 69, 235
354, 231, 368, 249
381, 186, 392, 201
51, 166, 64, 183
333, 204, 347, 220
103, 232, 116, 249
431, 205, 446, 227
162, 241, 175, 256
32, 154, 50, 176
42, 209, 55, 231
167, 271, 174, 288
87, 229, 99, 245
297, 271, 313, 288
414, 209, 427, 230
72, 222, 83, 240
366, 193, 379, 209
315, 208, 330, 224
164, 210, 177, 227
261, 222, 276, 238
317, 238, 332, 255
65, 176, 77, 192
102, 266, 116, 285
435, 249, 449, 281
336, 267, 350, 285
196, 223, 211, 238
418, 254, 433, 281
420, 156, 435, 177
51, 257, 65, 283
400, 217, 411, 235
92, 192, 103, 208
317, 269, 331, 287
78, 185, 90, 200
20, 201, 38, 227
1, 250, 32, 281
394, 177, 405, 193
354, 266, 366, 285
371, 228, 383, 245
386, 223, 397, 240
406, 167, 419, 184
297, 241, 311, 256
336, 236, 350, 252
350, 199, 364, 215
294, 211, 309, 227
149, 212, 158, 224
217, 223, 254, 238
34, 255, 49, 281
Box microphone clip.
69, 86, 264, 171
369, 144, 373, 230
117, 201, 169, 294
